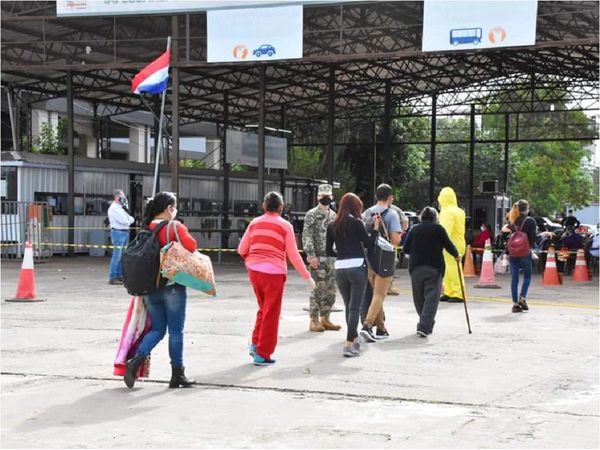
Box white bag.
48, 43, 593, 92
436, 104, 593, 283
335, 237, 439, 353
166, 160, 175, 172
495, 252, 508, 274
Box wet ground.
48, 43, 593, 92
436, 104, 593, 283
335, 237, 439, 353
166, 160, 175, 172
1, 256, 599, 448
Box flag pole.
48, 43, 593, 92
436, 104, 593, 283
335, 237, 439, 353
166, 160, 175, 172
152, 36, 171, 197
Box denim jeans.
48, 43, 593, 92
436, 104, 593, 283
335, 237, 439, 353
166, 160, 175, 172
137, 284, 187, 368
509, 254, 532, 303
410, 266, 443, 334
109, 229, 129, 280
335, 264, 368, 342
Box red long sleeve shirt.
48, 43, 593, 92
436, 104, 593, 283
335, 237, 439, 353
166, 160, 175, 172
149, 220, 197, 253
237, 212, 310, 279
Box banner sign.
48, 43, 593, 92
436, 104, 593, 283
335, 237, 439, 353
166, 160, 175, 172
57, 0, 340, 17
422, 0, 538, 52
226, 130, 288, 169
58, 0, 293, 17
207, 5, 303, 63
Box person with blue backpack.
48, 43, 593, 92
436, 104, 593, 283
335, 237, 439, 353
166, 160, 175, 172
122, 192, 197, 389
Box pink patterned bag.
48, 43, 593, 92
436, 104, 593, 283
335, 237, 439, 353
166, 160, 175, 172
160, 222, 217, 296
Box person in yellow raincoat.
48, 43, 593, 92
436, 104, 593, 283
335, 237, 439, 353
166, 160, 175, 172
438, 187, 466, 303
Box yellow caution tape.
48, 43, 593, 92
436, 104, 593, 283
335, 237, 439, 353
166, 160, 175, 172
44, 226, 140, 230
0, 242, 239, 252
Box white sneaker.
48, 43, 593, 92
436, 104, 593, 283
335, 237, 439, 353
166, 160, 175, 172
342, 345, 360, 357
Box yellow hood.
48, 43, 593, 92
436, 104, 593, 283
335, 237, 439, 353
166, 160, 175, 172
438, 187, 457, 209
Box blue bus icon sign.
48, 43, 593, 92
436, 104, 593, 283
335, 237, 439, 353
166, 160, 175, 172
450, 28, 483, 46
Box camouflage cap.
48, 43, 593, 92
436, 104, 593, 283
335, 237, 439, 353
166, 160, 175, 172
318, 184, 333, 196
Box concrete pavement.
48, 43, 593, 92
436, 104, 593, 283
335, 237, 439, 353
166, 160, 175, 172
1, 256, 599, 448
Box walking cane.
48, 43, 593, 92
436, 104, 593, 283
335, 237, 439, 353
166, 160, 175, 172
456, 259, 472, 334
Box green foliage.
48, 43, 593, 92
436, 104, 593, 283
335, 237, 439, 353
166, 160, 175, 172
32, 118, 68, 155
510, 141, 593, 215
180, 159, 207, 169
306, 92, 596, 216
288, 145, 323, 179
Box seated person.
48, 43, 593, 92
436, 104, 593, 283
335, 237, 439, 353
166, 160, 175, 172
471, 223, 492, 266
561, 226, 584, 250
561, 226, 583, 274
472, 223, 492, 250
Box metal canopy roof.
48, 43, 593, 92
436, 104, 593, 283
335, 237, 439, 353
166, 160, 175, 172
1, 1, 599, 129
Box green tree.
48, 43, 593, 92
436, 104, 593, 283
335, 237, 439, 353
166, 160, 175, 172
295, 88, 596, 215
288, 145, 323, 179
510, 140, 594, 215
32, 118, 68, 155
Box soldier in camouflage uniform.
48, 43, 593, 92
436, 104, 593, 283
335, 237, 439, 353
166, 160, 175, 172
302, 184, 341, 332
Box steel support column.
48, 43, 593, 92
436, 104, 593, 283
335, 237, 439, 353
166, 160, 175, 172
257, 65, 266, 205
280, 104, 287, 196
153, 96, 160, 192
469, 104, 475, 236
171, 16, 180, 195
503, 112, 510, 193
66, 71, 75, 256
92, 102, 99, 158
372, 122, 377, 198
429, 94, 437, 205
5, 86, 19, 152
383, 80, 392, 181
326, 66, 335, 184
222, 92, 230, 249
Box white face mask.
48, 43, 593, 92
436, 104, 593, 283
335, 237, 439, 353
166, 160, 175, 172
480, 226, 486, 232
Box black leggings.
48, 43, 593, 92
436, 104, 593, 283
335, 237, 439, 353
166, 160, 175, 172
335, 264, 368, 342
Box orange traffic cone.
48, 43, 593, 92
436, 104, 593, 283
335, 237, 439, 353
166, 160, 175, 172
572, 249, 591, 282
474, 239, 501, 289
542, 246, 561, 286
5, 241, 46, 303
463, 245, 477, 277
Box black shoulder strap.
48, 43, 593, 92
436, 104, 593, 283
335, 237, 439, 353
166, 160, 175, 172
151, 220, 169, 235
377, 209, 391, 241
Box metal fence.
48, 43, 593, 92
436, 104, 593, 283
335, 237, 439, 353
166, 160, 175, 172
1, 201, 52, 261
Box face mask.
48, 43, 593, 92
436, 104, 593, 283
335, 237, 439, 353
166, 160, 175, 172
319, 197, 332, 206
480, 226, 486, 232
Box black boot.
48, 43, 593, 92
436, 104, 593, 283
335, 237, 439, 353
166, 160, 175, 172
169, 366, 196, 388
124, 354, 145, 388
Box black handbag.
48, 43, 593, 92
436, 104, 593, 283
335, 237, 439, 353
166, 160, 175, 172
365, 212, 397, 278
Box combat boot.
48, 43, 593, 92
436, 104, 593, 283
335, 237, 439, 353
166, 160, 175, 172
310, 318, 325, 332
320, 317, 341, 331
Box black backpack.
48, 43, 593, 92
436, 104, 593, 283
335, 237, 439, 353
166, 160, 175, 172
122, 221, 169, 296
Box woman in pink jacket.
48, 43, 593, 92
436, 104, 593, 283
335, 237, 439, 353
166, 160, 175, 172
238, 192, 315, 366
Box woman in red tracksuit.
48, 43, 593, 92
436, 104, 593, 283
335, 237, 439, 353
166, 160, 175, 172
238, 192, 315, 366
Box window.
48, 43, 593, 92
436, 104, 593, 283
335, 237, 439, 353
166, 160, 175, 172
1, 167, 17, 201
34, 192, 112, 216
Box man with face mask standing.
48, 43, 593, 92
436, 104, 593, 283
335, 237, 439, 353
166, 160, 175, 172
302, 184, 341, 332
107, 189, 135, 285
